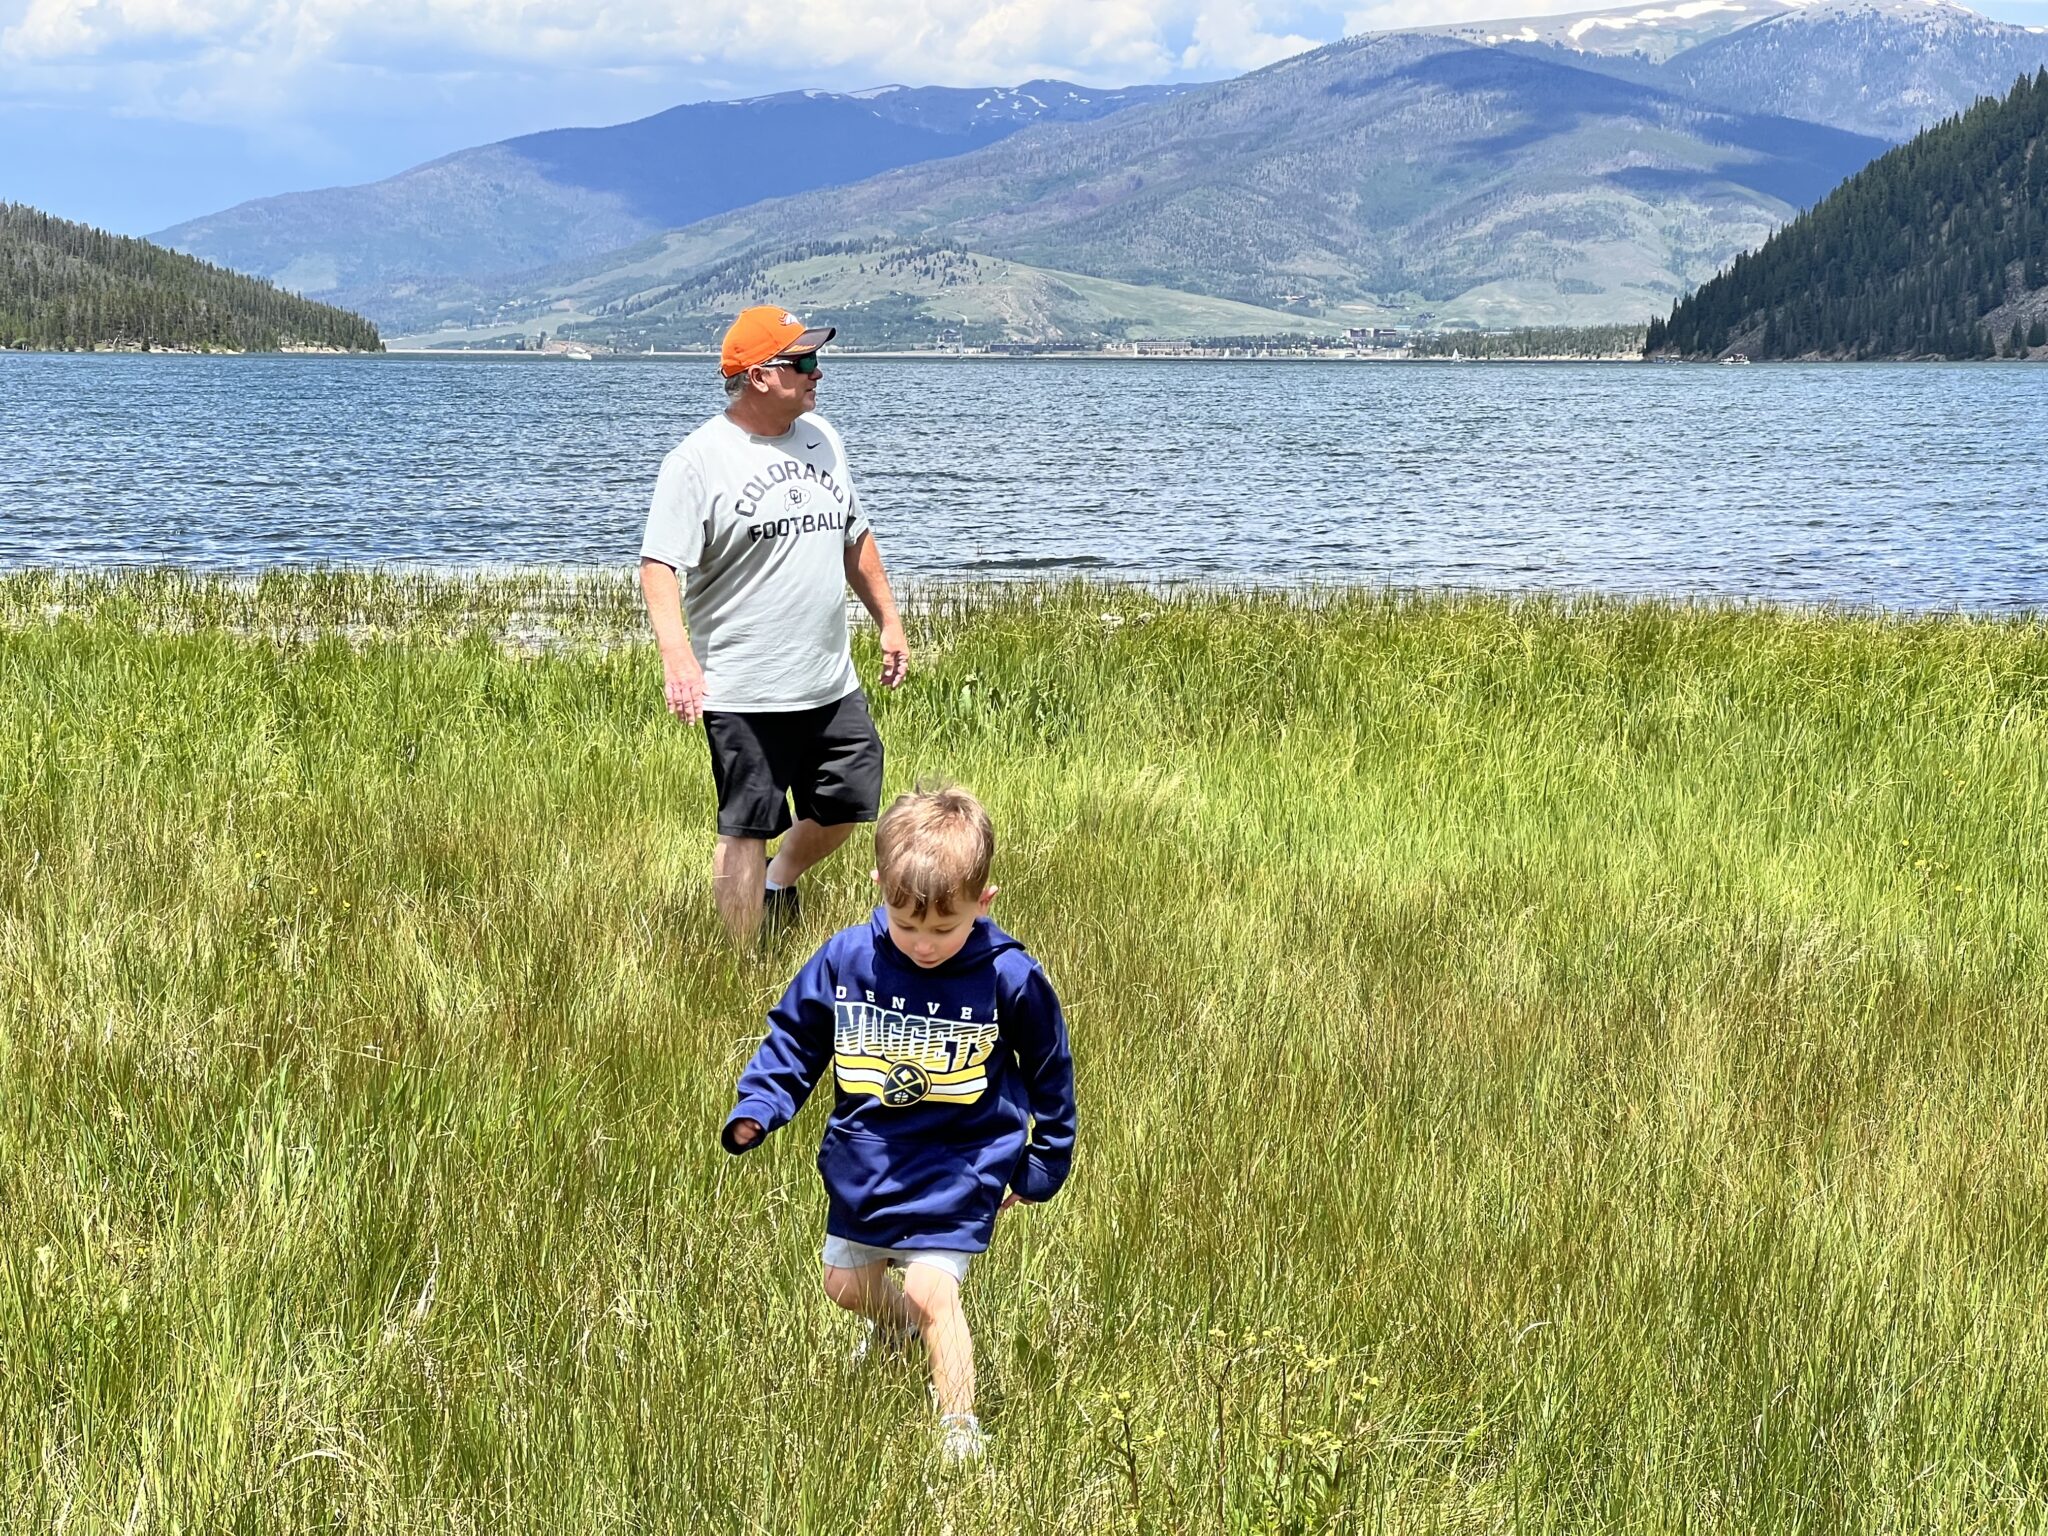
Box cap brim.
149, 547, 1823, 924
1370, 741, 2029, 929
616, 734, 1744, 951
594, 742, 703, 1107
780, 326, 836, 356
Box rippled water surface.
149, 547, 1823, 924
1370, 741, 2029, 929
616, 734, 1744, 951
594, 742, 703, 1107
3, 353, 2044, 610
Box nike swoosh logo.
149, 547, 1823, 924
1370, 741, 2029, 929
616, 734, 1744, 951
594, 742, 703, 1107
805, 440, 822, 449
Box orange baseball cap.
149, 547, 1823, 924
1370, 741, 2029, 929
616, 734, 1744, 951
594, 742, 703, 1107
720, 305, 836, 377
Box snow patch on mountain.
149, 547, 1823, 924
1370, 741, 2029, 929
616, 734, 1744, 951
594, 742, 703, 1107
1431, 0, 2001, 57
1430, 0, 1801, 57
1566, 0, 1753, 42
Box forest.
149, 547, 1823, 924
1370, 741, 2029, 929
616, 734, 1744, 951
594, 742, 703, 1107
1648, 70, 2048, 360
0, 204, 382, 352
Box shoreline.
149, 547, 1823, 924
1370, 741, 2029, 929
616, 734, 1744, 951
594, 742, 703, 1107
376, 346, 1648, 363
3, 566, 2040, 628
18, 347, 2036, 366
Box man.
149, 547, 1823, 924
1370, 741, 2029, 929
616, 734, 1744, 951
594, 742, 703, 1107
640, 306, 910, 943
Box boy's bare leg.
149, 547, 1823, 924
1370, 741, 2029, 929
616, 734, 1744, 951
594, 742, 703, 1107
765, 819, 856, 888
822, 1261, 914, 1336
901, 1263, 975, 1419
711, 835, 767, 942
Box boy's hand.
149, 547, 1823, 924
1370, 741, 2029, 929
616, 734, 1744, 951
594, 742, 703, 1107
999, 1192, 1033, 1213
727, 1118, 763, 1149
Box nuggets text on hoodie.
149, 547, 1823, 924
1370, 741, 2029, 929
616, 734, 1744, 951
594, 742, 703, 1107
722, 908, 1076, 1252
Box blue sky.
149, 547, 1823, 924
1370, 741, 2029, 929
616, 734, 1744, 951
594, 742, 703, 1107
4, 0, 2045, 237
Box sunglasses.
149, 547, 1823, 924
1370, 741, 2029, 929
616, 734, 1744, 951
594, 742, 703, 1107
760, 352, 821, 376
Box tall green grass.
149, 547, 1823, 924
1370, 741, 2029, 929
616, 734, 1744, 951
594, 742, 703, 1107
3, 571, 2046, 1532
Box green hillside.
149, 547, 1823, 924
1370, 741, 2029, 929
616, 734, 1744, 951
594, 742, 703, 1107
0, 204, 381, 353
1648, 69, 2048, 359
395, 239, 1346, 349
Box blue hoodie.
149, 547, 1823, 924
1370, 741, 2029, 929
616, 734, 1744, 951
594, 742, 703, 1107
722, 908, 1076, 1252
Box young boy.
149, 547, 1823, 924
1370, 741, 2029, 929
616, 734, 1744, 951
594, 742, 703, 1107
720, 785, 1076, 1462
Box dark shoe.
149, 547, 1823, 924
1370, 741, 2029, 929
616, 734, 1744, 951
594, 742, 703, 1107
762, 883, 801, 936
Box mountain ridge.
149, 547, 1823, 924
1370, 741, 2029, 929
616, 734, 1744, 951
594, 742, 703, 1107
158, 0, 2048, 340
434, 31, 1889, 341
1442, 0, 2048, 139
152, 81, 1186, 319
1653, 0, 2048, 137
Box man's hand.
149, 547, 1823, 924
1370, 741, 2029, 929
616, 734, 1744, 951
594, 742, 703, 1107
727, 1118, 763, 1149
999, 1191, 1033, 1213
663, 653, 708, 725
844, 534, 907, 689
878, 620, 910, 690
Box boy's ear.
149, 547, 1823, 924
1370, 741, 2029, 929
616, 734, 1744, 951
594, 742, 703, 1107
978, 884, 1000, 912
870, 868, 881, 884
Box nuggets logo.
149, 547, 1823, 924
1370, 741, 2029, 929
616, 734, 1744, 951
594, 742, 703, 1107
881, 1062, 930, 1106
834, 999, 997, 1107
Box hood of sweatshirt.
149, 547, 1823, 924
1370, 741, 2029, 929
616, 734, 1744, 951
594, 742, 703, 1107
866, 906, 1027, 979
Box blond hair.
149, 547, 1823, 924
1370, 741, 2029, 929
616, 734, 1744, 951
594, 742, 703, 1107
874, 784, 994, 917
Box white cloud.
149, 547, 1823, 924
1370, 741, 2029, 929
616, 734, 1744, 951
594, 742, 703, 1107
3, 0, 270, 59
0, 0, 1363, 182
37, 0, 1753, 184
1179, 0, 1324, 67
14, 0, 2043, 92
3, 0, 1336, 83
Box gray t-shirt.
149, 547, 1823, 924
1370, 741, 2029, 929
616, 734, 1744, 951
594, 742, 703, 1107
640, 410, 872, 712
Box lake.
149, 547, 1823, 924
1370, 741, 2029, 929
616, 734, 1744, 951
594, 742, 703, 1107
3, 353, 2044, 611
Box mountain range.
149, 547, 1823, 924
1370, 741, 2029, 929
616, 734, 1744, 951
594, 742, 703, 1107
456, 34, 1890, 345
154, 0, 2048, 340
151, 83, 1184, 325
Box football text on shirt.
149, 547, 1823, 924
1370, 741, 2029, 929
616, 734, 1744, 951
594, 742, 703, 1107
734, 453, 853, 545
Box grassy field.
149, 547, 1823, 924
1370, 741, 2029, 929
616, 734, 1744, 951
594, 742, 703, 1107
3, 570, 2046, 1533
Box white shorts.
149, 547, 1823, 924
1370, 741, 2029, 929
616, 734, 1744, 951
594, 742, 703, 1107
822, 1234, 973, 1284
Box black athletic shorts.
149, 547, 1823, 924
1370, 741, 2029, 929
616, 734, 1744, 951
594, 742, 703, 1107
701, 689, 884, 840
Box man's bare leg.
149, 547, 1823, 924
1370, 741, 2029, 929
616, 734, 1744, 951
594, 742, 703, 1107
765, 819, 857, 888
901, 1263, 975, 1420
711, 835, 767, 943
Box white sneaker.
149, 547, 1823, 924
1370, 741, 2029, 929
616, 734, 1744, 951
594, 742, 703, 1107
938, 1413, 988, 1464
